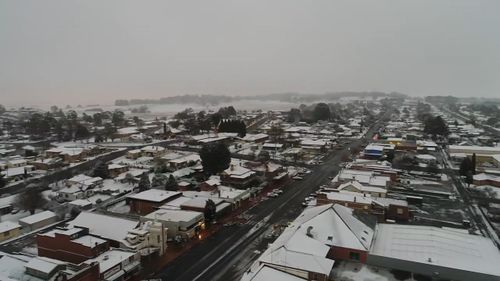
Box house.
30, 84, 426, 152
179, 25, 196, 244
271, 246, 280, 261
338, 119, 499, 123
300, 139, 327, 152
247, 203, 374, 281
68, 199, 93, 210
168, 154, 201, 170
141, 145, 166, 157
69, 212, 139, 247
363, 144, 384, 159
83, 249, 141, 281
126, 149, 142, 159
67, 175, 103, 189
58, 185, 94, 201
337, 181, 387, 198
141, 209, 204, 240
473, 173, 500, 188
19, 211, 58, 231
29, 157, 63, 170
126, 189, 182, 215
262, 143, 283, 151
241, 133, 269, 143
37, 226, 109, 264
368, 224, 500, 281
0, 221, 21, 242
220, 164, 257, 189
0, 254, 100, 281
108, 163, 128, 178
335, 169, 391, 188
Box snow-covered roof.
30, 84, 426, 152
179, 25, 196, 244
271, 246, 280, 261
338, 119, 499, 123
337, 181, 387, 194
241, 264, 306, 281
85, 249, 136, 273
0, 221, 21, 233
126, 189, 181, 203
26, 256, 65, 275
144, 209, 203, 223
370, 224, 500, 277
69, 212, 139, 242
72, 235, 107, 248
259, 247, 334, 276
292, 204, 373, 250
19, 210, 56, 225
241, 133, 269, 142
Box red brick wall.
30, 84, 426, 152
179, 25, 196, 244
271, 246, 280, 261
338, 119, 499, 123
129, 200, 158, 215
386, 205, 410, 221
37, 234, 109, 264
328, 246, 368, 263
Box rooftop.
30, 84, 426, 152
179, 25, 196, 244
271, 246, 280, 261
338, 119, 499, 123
370, 224, 500, 277
127, 189, 181, 203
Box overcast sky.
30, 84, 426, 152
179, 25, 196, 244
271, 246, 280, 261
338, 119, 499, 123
1, 0, 499, 106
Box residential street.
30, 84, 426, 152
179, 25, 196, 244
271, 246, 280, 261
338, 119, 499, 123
154, 120, 384, 281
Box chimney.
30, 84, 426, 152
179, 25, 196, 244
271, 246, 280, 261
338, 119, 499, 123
306, 226, 313, 238
354, 196, 357, 203
230, 164, 235, 171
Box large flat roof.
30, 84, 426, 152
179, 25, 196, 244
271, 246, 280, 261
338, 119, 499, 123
370, 224, 500, 277
127, 189, 181, 203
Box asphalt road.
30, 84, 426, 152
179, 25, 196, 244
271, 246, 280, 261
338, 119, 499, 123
155, 119, 386, 281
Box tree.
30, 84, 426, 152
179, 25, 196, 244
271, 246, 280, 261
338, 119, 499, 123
423, 116, 449, 137
486, 117, 498, 127
0, 104, 6, 115
459, 157, 473, 177
313, 103, 331, 121
15, 187, 47, 215
204, 199, 217, 227
103, 124, 117, 141
199, 143, 231, 175
152, 173, 167, 188
137, 173, 151, 192
74, 123, 90, 140
426, 162, 439, 174
287, 108, 302, 123
124, 173, 137, 186
165, 175, 178, 191
154, 161, 168, 174
471, 153, 477, 175
111, 110, 125, 127
0, 174, 6, 188
257, 150, 271, 163
93, 161, 109, 179
93, 113, 103, 126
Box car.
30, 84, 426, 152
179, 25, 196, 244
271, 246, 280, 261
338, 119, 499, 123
267, 191, 279, 198
273, 189, 283, 195
10, 208, 19, 214
328, 176, 334, 180
292, 176, 303, 180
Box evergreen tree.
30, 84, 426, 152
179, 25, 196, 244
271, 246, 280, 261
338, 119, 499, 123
93, 161, 109, 179
137, 173, 151, 192
459, 157, 472, 177
165, 175, 178, 191
199, 143, 231, 175
313, 103, 331, 121
15, 186, 47, 215
204, 199, 217, 227
152, 173, 167, 188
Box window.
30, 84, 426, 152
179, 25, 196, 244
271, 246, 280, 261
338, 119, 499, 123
397, 208, 403, 215
349, 252, 360, 261
157, 235, 160, 243
4, 231, 10, 237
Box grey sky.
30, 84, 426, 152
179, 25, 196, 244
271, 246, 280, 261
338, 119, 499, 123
1, 0, 499, 106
